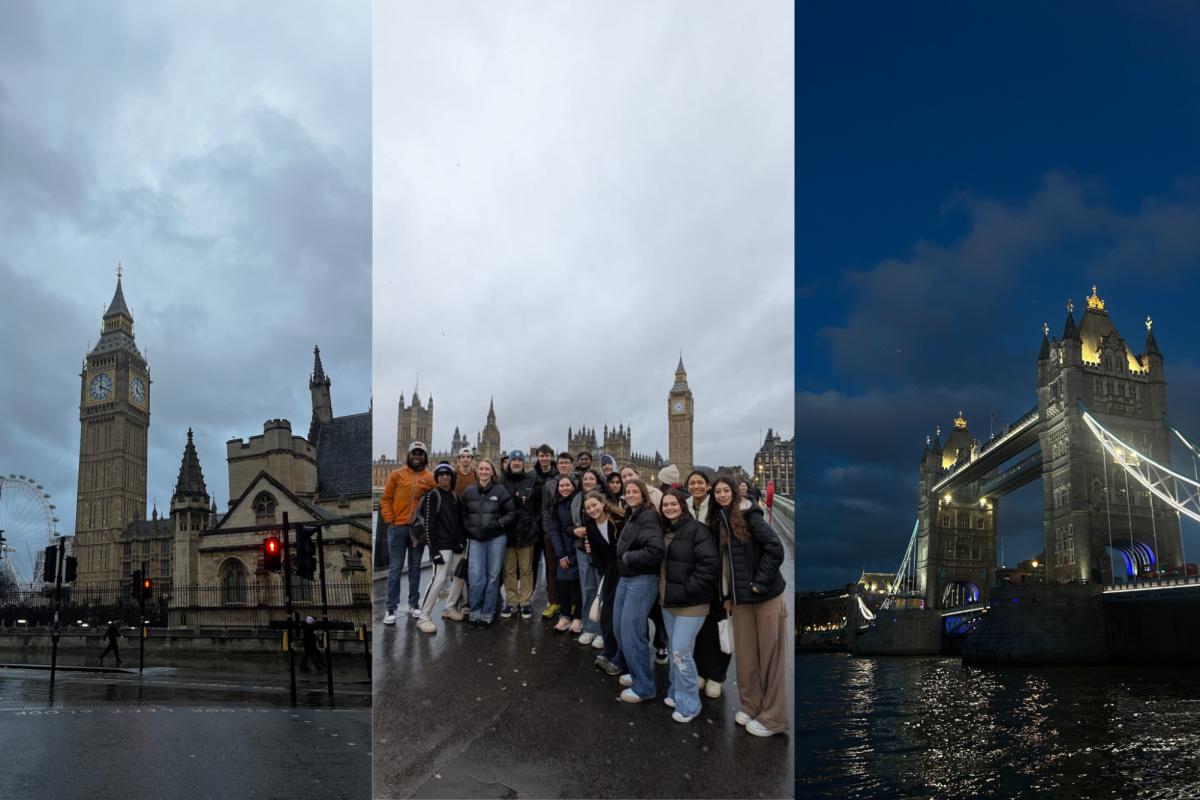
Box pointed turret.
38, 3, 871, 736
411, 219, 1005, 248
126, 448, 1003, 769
104, 272, 132, 320
310, 346, 330, 388
309, 345, 333, 438
1063, 300, 1081, 341
1144, 316, 1161, 359
174, 428, 208, 496
487, 396, 496, 424
1037, 322, 1050, 362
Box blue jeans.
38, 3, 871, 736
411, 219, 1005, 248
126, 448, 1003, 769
612, 574, 658, 699
662, 609, 706, 718
468, 536, 507, 622
386, 525, 423, 612
580, 560, 603, 635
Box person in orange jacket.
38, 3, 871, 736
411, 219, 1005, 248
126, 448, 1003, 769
381, 441, 436, 624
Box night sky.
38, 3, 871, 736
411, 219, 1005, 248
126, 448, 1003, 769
796, 3, 1200, 590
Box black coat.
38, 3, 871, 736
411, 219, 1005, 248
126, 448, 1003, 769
502, 468, 540, 548
459, 480, 516, 542
584, 512, 625, 634
416, 486, 465, 553
549, 493, 581, 580
616, 504, 665, 578
661, 518, 719, 608
715, 503, 786, 604
533, 465, 559, 535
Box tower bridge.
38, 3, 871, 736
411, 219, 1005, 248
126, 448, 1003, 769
860, 288, 1200, 662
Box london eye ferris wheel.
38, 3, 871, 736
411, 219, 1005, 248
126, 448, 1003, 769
0, 475, 60, 590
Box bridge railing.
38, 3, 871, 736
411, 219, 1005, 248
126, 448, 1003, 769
1103, 575, 1200, 593
933, 403, 1040, 491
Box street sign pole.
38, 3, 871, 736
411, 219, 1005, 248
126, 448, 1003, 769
49, 542, 64, 696
316, 525, 334, 698
139, 584, 146, 675
281, 512, 297, 706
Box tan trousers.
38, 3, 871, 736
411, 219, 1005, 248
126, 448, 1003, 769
504, 545, 535, 607
731, 593, 791, 733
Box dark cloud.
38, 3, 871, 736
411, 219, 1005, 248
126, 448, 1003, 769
0, 2, 370, 547
373, 3, 794, 468
799, 171, 1200, 589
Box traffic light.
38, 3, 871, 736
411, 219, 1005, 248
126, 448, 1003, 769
263, 536, 282, 571
64, 556, 78, 583
140, 576, 153, 600
295, 525, 317, 580
43, 545, 58, 583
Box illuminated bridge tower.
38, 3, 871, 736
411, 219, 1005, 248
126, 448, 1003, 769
916, 414, 1000, 610
1039, 288, 1181, 583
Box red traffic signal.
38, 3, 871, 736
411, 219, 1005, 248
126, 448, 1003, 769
263, 536, 282, 572
140, 577, 153, 599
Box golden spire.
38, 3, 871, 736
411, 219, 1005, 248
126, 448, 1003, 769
954, 411, 967, 429
1043, 322, 1049, 336
1146, 316, 1153, 331
1066, 298, 1074, 314
1086, 285, 1105, 311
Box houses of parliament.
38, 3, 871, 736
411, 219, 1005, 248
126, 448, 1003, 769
373, 355, 697, 485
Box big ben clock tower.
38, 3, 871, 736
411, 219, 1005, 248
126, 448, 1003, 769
667, 351, 694, 476
75, 268, 151, 583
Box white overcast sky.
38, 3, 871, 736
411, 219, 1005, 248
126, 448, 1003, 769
0, 2, 370, 550
373, 2, 795, 468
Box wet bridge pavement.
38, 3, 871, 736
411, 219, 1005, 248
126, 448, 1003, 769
0, 654, 371, 798
372, 515, 794, 799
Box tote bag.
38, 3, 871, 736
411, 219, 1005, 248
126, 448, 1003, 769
718, 612, 735, 654
588, 576, 605, 624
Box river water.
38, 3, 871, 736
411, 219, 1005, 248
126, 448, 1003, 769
797, 652, 1200, 798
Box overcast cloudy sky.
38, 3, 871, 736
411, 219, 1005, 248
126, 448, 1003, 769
0, 2, 370, 558
373, 2, 794, 471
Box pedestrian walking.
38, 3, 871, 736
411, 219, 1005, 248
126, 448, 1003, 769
658, 489, 719, 723
381, 441, 436, 624
416, 462, 467, 633
709, 476, 789, 737
612, 479, 664, 703
461, 459, 515, 628
300, 616, 326, 672
501, 450, 539, 620
98, 620, 122, 666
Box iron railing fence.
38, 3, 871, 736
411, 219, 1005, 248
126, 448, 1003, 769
0, 580, 372, 630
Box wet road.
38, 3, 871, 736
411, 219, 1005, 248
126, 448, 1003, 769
0, 656, 371, 798
372, 515, 794, 799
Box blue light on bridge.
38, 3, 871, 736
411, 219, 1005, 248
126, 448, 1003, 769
1014, 598, 1018, 604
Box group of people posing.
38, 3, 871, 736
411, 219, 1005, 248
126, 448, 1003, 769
380, 443, 790, 737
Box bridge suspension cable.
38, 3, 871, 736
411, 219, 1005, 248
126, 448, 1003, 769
880, 520, 919, 612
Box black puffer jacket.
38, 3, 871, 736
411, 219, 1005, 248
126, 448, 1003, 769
714, 502, 785, 604
416, 485, 465, 553
537, 466, 561, 536
661, 518, 719, 608
459, 480, 516, 542
617, 504, 665, 578
502, 467, 539, 548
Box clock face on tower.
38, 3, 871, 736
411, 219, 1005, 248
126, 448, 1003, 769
130, 376, 146, 405
88, 373, 113, 401
672, 400, 685, 413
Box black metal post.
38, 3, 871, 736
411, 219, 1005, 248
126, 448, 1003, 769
361, 624, 371, 679
316, 525, 334, 698
281, 512, 297, 706
138, 587, 146, 675
49, 542, 64, 696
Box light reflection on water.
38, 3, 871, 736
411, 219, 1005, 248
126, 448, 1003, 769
797, 653, 1200, 798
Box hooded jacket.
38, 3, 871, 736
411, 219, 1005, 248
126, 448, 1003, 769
416, 471, 465, 554
660, 517, 719, 608
616, 503, 665, 578
453, 464, 476, 498
549, 489, 582, 580
712, 501, 786, 604
459, 478, 516, 542
502, 465, 539, 548
380, 455, 436, 526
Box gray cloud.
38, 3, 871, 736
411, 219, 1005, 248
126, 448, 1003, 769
373, 2, 794, 468
0, 2, 370, 555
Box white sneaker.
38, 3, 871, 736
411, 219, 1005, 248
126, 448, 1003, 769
663, 697, 676, 708
704, 680, 722, 699
620, 688, 647, 703
746, 719, 780, 737
591, 635, 604, 650
735, 711, 751, 726
672, 711, 695, 724
383, 613, 397, 625
578, 632, 595, 646
619, 674, 633, 688
417, 619, 437, 634
408, 606, 422, 619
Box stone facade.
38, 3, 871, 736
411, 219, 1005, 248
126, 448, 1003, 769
753, 428, 795, 496
961, 583, 1108, 664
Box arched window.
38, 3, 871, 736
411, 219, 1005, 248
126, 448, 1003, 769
254, 492, 277, 521
220, 559, 248, 604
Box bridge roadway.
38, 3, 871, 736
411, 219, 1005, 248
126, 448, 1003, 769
934, 404, 1041, 496
372, 508, 795, 799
